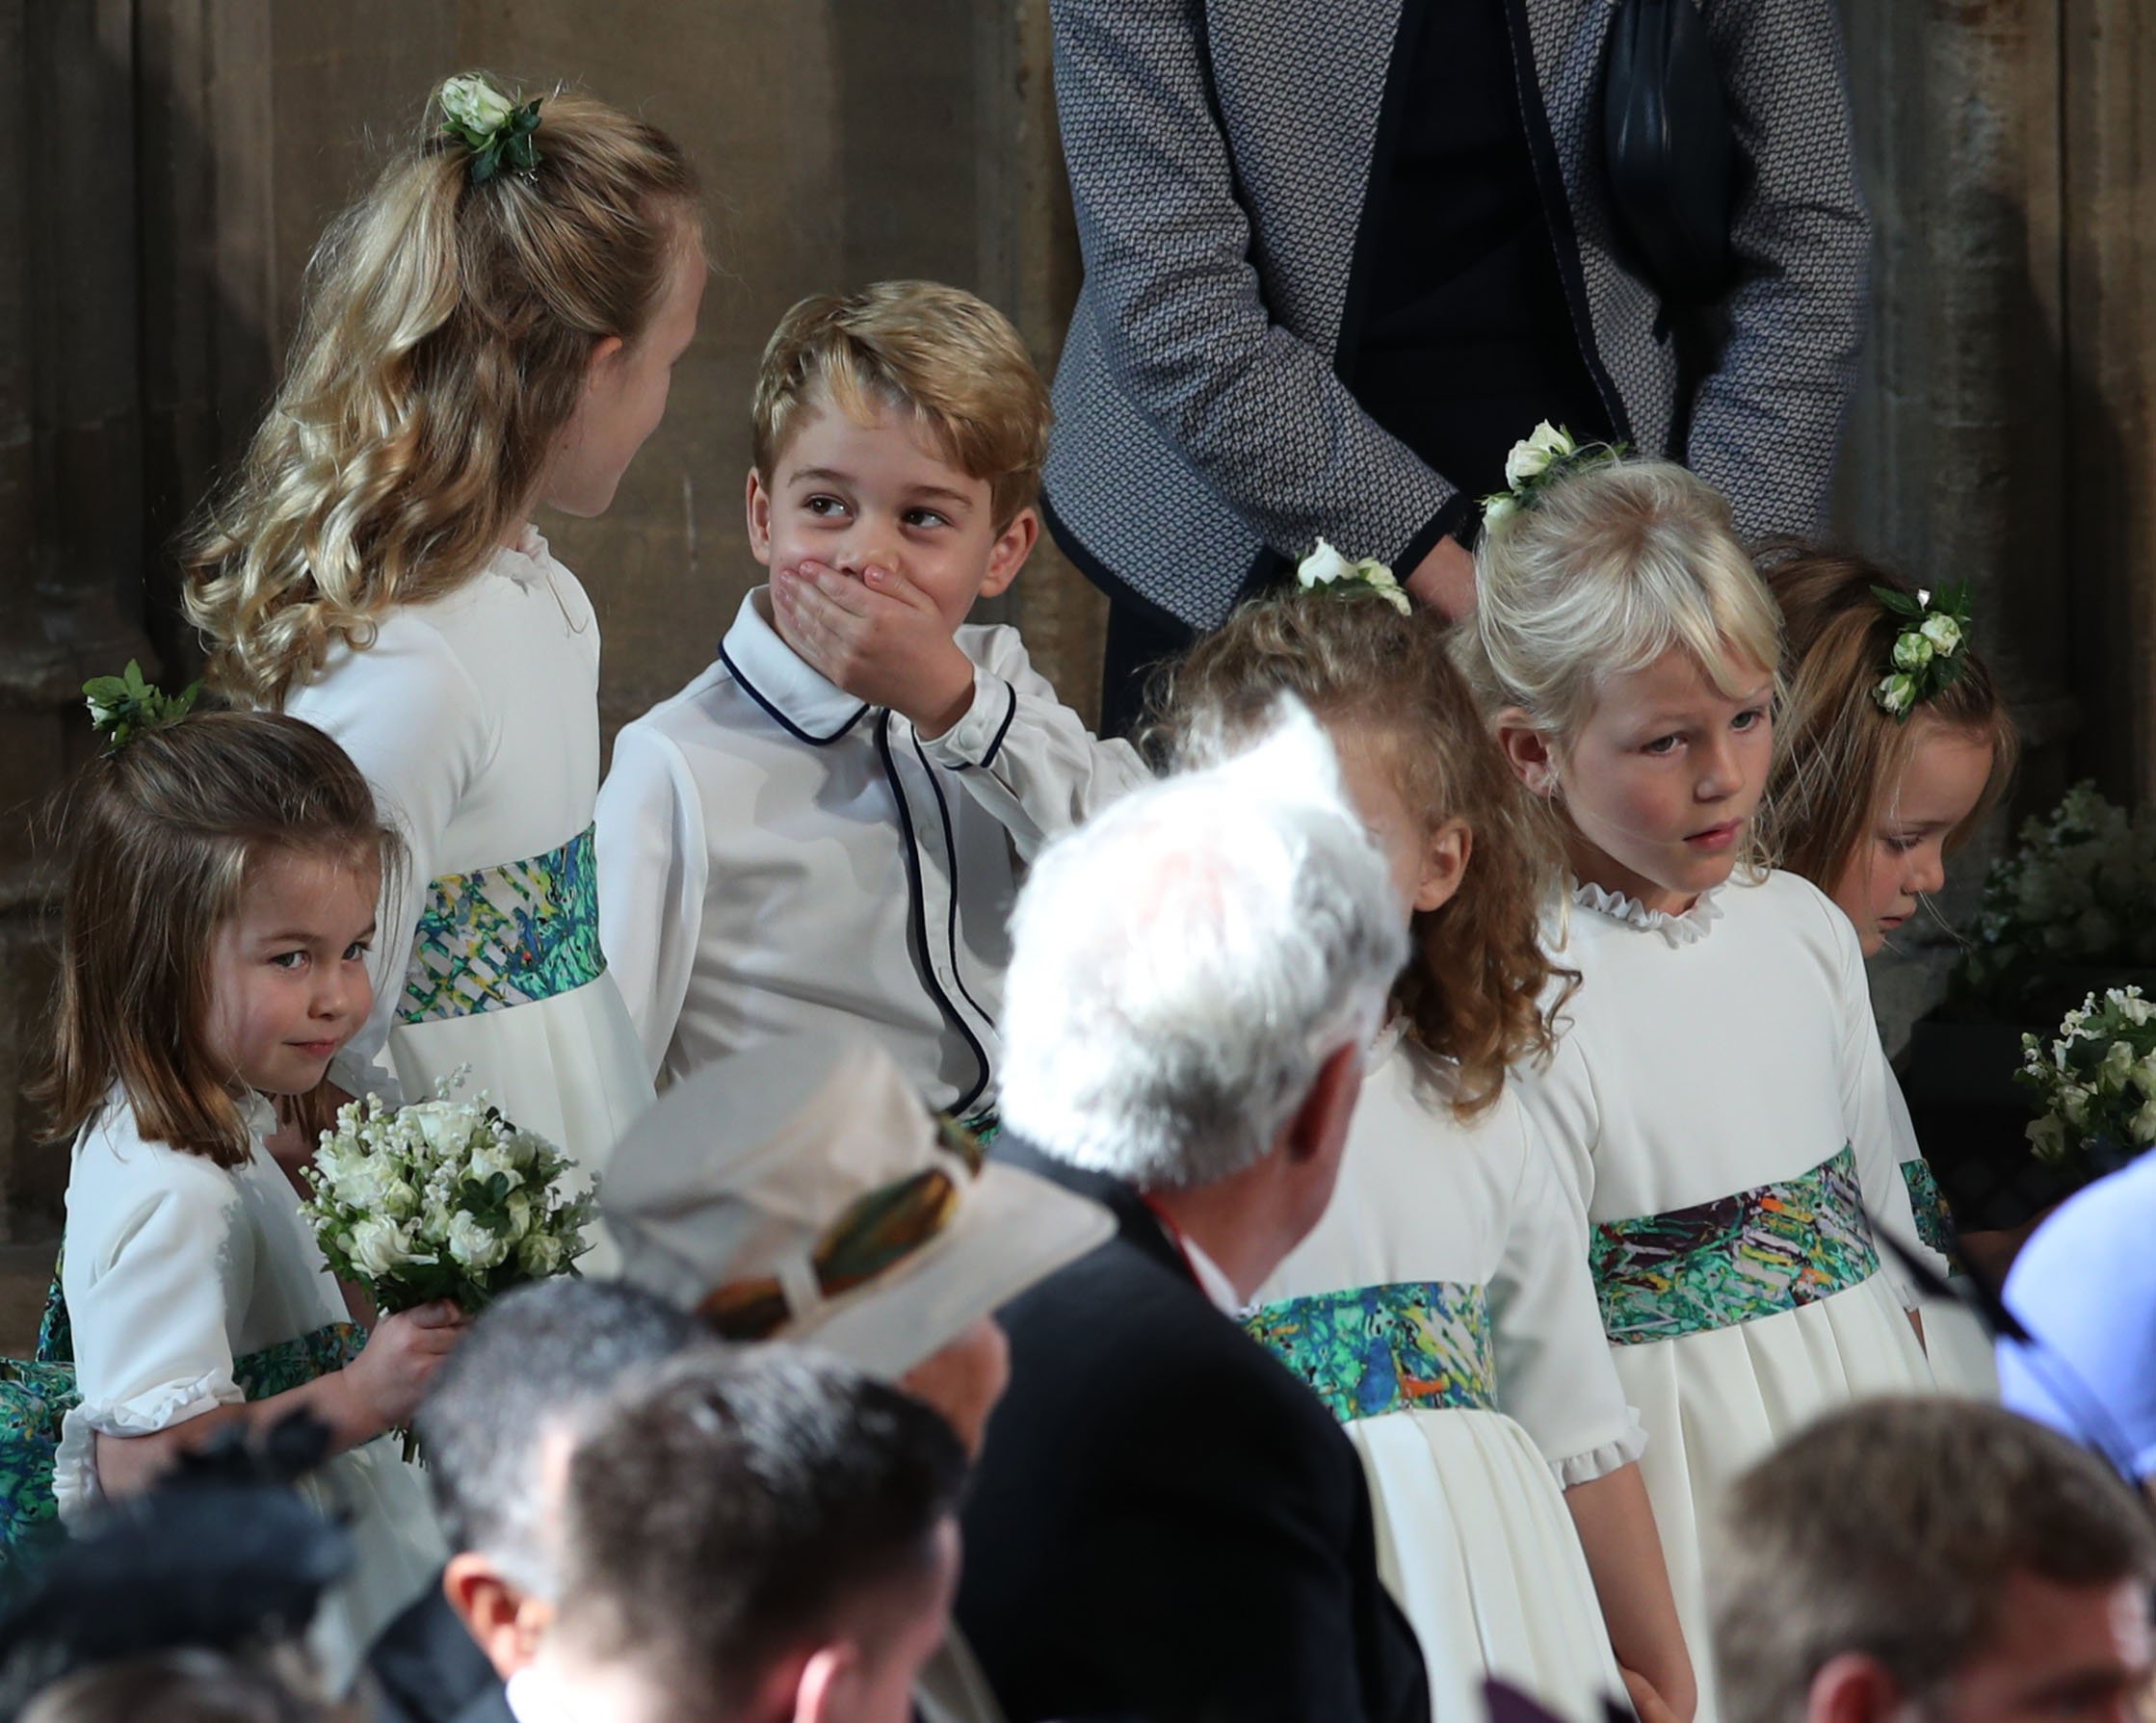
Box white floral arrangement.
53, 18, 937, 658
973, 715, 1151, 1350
301, 1074, 595, 1316
1296, 538, 1411, 614
1957, 782, 2156, 1004
2017, 986, 2156, 1167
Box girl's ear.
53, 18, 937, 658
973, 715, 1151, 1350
1495, 708, 1562, 798
977, 506, 1040, 601
1414, 818, 1472, 915
584, 333, 627, 392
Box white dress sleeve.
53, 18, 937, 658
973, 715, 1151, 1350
286, 619, 494, 1100
920, 626, 1152, 861
56, 1136, 250, 1515
1488, 1101, 1645, 1485
1510, 1014, 1602, 1233
1814, 887, 1945, 1308
594, 721, 709, 1082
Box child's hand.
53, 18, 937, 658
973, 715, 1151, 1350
345, 1299, 466, 1433
772, 560, 978, 738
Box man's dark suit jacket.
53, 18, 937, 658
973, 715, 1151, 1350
957, 1137, 1432, 1723
364, 1580, 513, 1723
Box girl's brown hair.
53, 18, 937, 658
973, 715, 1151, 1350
34, 712, 401, 1168
1149, 590, 1568, 1117
1765, 548, 2017, 894
182, 79, 700, 708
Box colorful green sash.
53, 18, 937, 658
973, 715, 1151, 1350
399, 823, 605, 1024
0, 1266, 363, 1558
1245, 1281, 1496, 1423
1593, 1144, 1880, 1345
1899, 1158, 1963, 1275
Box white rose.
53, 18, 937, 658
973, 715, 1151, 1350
467, 1140, 525, 1189
1892, 632, 1934, 672
446, 1213, 511, 1272
2061, 1083, 2093, 1127
2100, 1040, 2137, 1092
1482, 494, 1517, 529
440, 74, 514, 138
2134, 1095, 2156, 1145
2028, 1114, 2069, 1163
501, 1190, 534, 1243
1919, 613, 1962, 656
1352, 559, 1413, 616
378, 1176, 421, 1220
1876, 673, 1916, 717
517, 1231, 566, 1277
408, 1102, 482, 1161
350, 1216, 417, 1278
1297, 537, 1355, 590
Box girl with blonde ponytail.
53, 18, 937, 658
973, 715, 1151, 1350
183, 75, 703, 1214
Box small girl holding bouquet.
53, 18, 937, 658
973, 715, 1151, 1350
32, 701, 454, 1685
1458, 436, 1945, 1721
1155, 586, 1694, 1723
182, 75, 704, 1203
1766, 549, 2018, 1395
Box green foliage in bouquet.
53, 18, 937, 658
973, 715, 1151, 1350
301, 1081, 595, 1316
2015, 986, 2156, 1169
1954, 782, 2156, 1014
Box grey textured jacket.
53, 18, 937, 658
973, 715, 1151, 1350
1043, 0, 1871, 631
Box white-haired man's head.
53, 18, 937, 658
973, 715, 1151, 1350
1000, 702, 1407, 1194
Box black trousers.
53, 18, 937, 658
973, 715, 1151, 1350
1098, 592, 1196, 743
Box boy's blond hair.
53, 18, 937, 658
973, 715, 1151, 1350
752, 282, 1050, 529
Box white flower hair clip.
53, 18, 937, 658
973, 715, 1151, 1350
438, 74, 544, 185
1295, 538, 1411, 615
1871, 581, 1973, 721
1480, 420, 1626, 530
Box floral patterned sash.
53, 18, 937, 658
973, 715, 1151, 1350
1593, 1143, 1880, 1345
1899, 1158, 1964, 1275
399, 824, 605, 1025
0, 1264, 363, 1559
1245, 1281, 1496, 1423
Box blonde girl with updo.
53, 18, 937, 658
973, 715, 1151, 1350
183, 76, 703, 1215
1457, 450, 1950, 1723
1765, 546, 2019, 1397
1156, 587, 1696, 1723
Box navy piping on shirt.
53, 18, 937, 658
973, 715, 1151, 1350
911, 730, 999, 1033
875, 713, 992, 1117
718, 640, 870, 746
978, 677, 1019, 771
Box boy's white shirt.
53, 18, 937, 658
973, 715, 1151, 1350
594, 586, 1150, 1110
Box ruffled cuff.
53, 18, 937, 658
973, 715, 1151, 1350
53, 1373, 242, 1520
1551, 1408, 1649, 1487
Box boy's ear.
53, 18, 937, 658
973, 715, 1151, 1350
746, 467, 774, 566
976, 506, 1040, 601
1494, 708, 1561, 798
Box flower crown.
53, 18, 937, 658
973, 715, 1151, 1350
1871, 582, 1973, 720
438, 75, 543, 185
1480, 421, 1627, 528
1295, 539, 1411, 615
83, 661, 199, 749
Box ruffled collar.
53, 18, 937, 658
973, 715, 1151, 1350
492, 524, 553, 588
239, 1091, 279, 1138
1570, 879, 1725, 949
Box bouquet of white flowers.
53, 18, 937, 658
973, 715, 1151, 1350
301, 1077, 595, 1317
2016, 986, 2156, 1170
1956, 782, 2156, 1009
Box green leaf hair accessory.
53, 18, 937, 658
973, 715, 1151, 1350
83, 661, 199, 749
1297, 538, 1412, 615
1481, 420, 1628, 528
438, 75, 543, 185
1870, 581, 1973, 722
